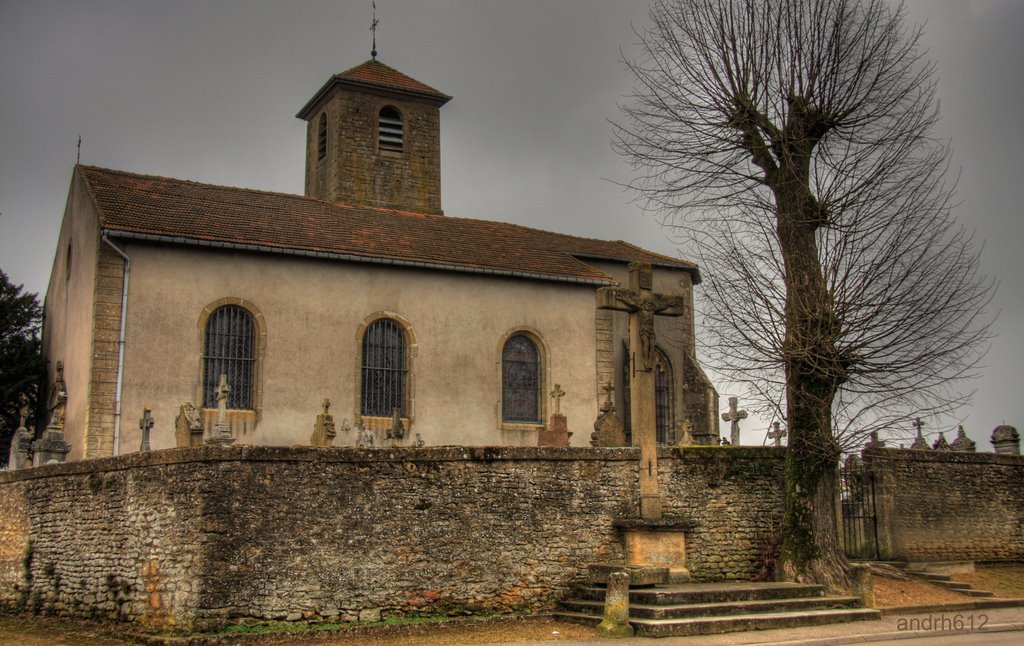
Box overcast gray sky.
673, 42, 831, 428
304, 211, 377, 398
1, 0, 1021, 449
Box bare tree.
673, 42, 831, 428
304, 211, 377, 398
614, 0, 994, 589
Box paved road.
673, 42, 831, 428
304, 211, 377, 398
510, 607, 1024, 646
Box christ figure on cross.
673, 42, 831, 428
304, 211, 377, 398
597, 262, 686, 520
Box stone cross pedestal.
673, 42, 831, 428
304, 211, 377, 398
32, 415, 71, 466
597, 262, 685, 520
386, 407, 405, 444
991, 425, 1020, 455
591, 383, 626, 447
175, 402, 205, 448
950, 425, 976, 452
538, 383, 573, 447
721, 397, 747, 446
311, 398, 338, 447
7, 404, 33, 470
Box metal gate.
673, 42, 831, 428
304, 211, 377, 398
839, 460, 880, 560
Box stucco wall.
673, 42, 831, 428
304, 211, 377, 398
0, 445, 785, 631
41, 171, 105, 461
863, 447, 1024, 561
114, 242, 617, 453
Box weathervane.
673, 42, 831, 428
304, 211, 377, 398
371, 1, 379, 59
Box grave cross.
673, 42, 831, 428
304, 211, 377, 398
139, 407, 154, 452
550, 383, 566, 415
910, 417, 929, 450
600, 381, 615, 413
767, 421, 787, 447
597, 262, 686, 520
322, 398, 331, 416
208, 373, 234, 444
721, 397, 748, 446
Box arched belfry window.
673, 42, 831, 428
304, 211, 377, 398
654, 348, 673, 444
378, 106, 403, 153
361, 318, 408, 417
317, 113, 328, 162
502, 334, 541, 423
203, 305, 256, 409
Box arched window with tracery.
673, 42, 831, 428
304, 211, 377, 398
202, 305, 256, 409
654, 348, 673, 444
502, 334, 541, 423
378, 106, 403, 153
361, 317, 408, 417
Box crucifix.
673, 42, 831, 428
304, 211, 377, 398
139, 407, 154, 452
721, 397, 747, 446
597, 262, 686, 520
767, 421, 786, 447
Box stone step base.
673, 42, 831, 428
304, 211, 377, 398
571, 581, 827, 605
555, 607, 881, 638
562, 594, 863, 620
895, 562, 995, 598
558, 581, 879, 638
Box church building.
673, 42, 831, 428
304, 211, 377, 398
41, 58, 719, 461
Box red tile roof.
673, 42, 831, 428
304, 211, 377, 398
297, 59, 451, 119
339, 59, 450, 100
80, 166, 698, 285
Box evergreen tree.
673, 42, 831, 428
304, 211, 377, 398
1, 269, 45, 464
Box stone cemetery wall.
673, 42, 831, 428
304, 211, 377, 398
0, 445, 784, 630
863, 447, 1024, 562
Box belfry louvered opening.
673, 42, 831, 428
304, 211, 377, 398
317, 113, 328, 161
361, 318, 408, 417
203, 305, 255, 409
378, 106, 404, 153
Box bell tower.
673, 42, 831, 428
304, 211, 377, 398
296, 59, 451, 214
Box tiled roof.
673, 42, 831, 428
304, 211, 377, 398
338, 59, 450, 100
297, 59, 450, 119
80, 166, 698, 285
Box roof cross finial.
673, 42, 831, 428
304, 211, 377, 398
371, 1, 379, 60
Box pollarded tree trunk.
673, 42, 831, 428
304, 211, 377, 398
774, 180, 850, 592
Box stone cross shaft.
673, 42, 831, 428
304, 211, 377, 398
721, 397, 748, 446
596, 261, 686, 520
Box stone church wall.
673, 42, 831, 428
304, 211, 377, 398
863, 447, 1024, 562
0, 446, 784, 631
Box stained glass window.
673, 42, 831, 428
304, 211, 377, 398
361, 318, 407, 417
502, 334, 540, 423
203, 305, 255, 409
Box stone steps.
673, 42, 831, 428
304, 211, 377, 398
556, 581, 881, 638
898, 561, 997, 598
